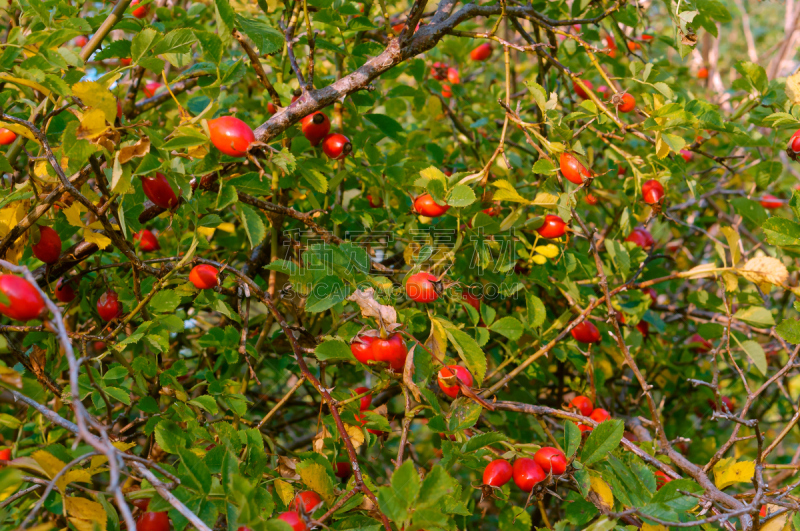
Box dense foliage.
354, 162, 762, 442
0, 0, 799, 530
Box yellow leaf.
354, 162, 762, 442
63, 203, 85, 227
532, 192, 558, 208
65, 496, 107, 529
655, 132, 669, 159
84, 228, 112, 250
738, 255, 789, 291
72, 82, 118, 124
197, 226, 215, 238
720, 226, 741, 265
76, 108, 109, 140
535, 244, 560, 258
786, 72, 800, 105
274, 479, 294, 506
56, 469, 93, 493
642, 523, 668, 531
112, 441, 136, 452
491, 179, 529, 204
532, 254, 547, 265
589, 475, 614, 510
32, 450, 67, 479
0, 73, 54, 102
426, 318, 448, 361
296, 462, 337, 505
33, 160, 58, 182
713, 459, 755, 489
344, 423, 365, 449
217, 222, 236, 233
761, 504, 789, 531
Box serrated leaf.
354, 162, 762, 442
526, 293, 546, 329
177, 447, 212, 494
447, 184, 476, 207
713, 458, 755, 489
296, 461, 338, 504
131, 28, 159, 62
238, 203, 267, 249
463, 432, 507, 453
491, 179, 528, 203
188, 395, 219, 414
234, 14, 283, 54
314, 338, 356, 362
581, 419, 624, 465
489, 316, 524, 340
444, 327, 487, 386
564, 420, 582, 458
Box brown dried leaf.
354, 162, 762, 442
738, 255, 789, 291
313, 426, 331, 453
118, 136, 150, 164
348, 288, 397, 327
402, 344, 422, 402
278, 456, 300, 479
0, 365, 22, 389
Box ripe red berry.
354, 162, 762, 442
372, 333, 407, 371
534, 447, 567, 475
321, 133, 352, 160
708, 396, 735, 413
573, 79, 593, 100
334, 461, 352, 479
597, 85, 610, 99
290, 491, 323, 514
406, 271, 440, 303
462, 291, 480, 311
483, 459, 512, 487
357, 410, 387, 436
414, 193, 450, 217
74, 36, 89, 47
300, 112, 331, 146
590, 408, 611, 423
585, 193, 598, 205
0, 128, 16, 145
627, 40, 641, 52
366, 194, 382, 208
277, 511, 306, 531
32, 226, 62, 264
760, 194, 783, 209
559, 152, 591, 185
569, 395, 594, 417
0, 275, 45, 321
571, 321, 600, 344
655, 470, 672, 490
144, 82, 161, 98
208, 116, 256, 157
680, 149, 693, 163
437, 365, 473, 398
353, 386, 372, 411
447, 67, 460, 85
134, 229, 160, 252
697, 67, 708, 79
267, 102, 278, 115
616, 93, 636, 113
136, 512, 169, 531
512, 458, 546, 492
536, 214, 567, 239
602, 33, 617, 57
625, 227, 654, 249
120, 58, 132, 66
189, 264, 219, 289
141, 173, 179, 209
132, 498, 150, 511
350, 334, 378, 364
788, 129, 800, 155
470, 43, 492, 61
55, 277, 77, 303
688, 333, 712, 353
642, 179, 664, 204
130, 0, 149, 18
441, 84, 452, 98
97, 290, 122, 321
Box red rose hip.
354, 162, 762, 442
534, 447, 567, 475
353, 386, 372, 411
536, 214, 566, 239
642, 180, 664, 204
470, 43, 492, 61
290, 491, 323, 514
0, 128, 16, 145
760, 194, 783, 209
406, 271, 440, 303
569, 395, 594, 417
626, 227, 654, 249
208, 116, 256, 157
32, 226, 62, 264
0, 275, 46, 321
571, 321, 600, 344
573, 79, 593, 100
414, 193, 450, 217
133, 229, 160, 252
130, 0, 149, 18
322, 133, 351, 160
560, 152, 591, 185
483, 459, 513, 487
97, 290, 122, 321
616, 93, 636, 113
512, 458, 546, 492
372, 333, 407, 371
301, 112, 331, 146
350, 334, 378, 364
437, 365, 474, 398
189, 265, 219, 289
136, 512, 169, 531
55, 277, 77, 303
141, 173, 179, 209
277, 511, 306, 531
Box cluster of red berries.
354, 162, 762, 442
568, 395, 611, 432
572, 80, 636, 113
482, 446, 567, 493
430, 62, 460, 99
300, 111, 351, 159
350, 331, 407, 371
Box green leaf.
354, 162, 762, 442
151, 28, 196, 55
103, 387, 131, 405
526, 293, 546, 329
532, 158, 556, 175
238, 204, 267, 249
491, 180, 529, 203
733, 306, 774, 328
189, 395, 219, 414
447, 184, 476, 207
738, 338, 767, 375
489, 316, 524, 341
162, 136, 207, 150
448, 398, 483, 431
235, 14, 286, 55
762, 217, 800, 247
154, 420, 189, 454
444, 327, 487, 386
734, 60, 767, 93
306, 275, 349, 313
131, 28, 159, 62
178, 447, 212, 494
363, 114, 404, 140
525, 80, 547, 113
564, 420, 582, 458
730, 197, 768, 227
392, 460, 420, 507
777, 319, 800, 344
463, 432, 507, 453
315, 338, 356, 362
149, 289, 180, 313
581, 419, 624, 465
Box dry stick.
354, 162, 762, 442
131, 77, 200, 117
232, 29, 282, 106
256, 377, 307, 429
259, 293, 392, 531
314, 487, 359, 525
